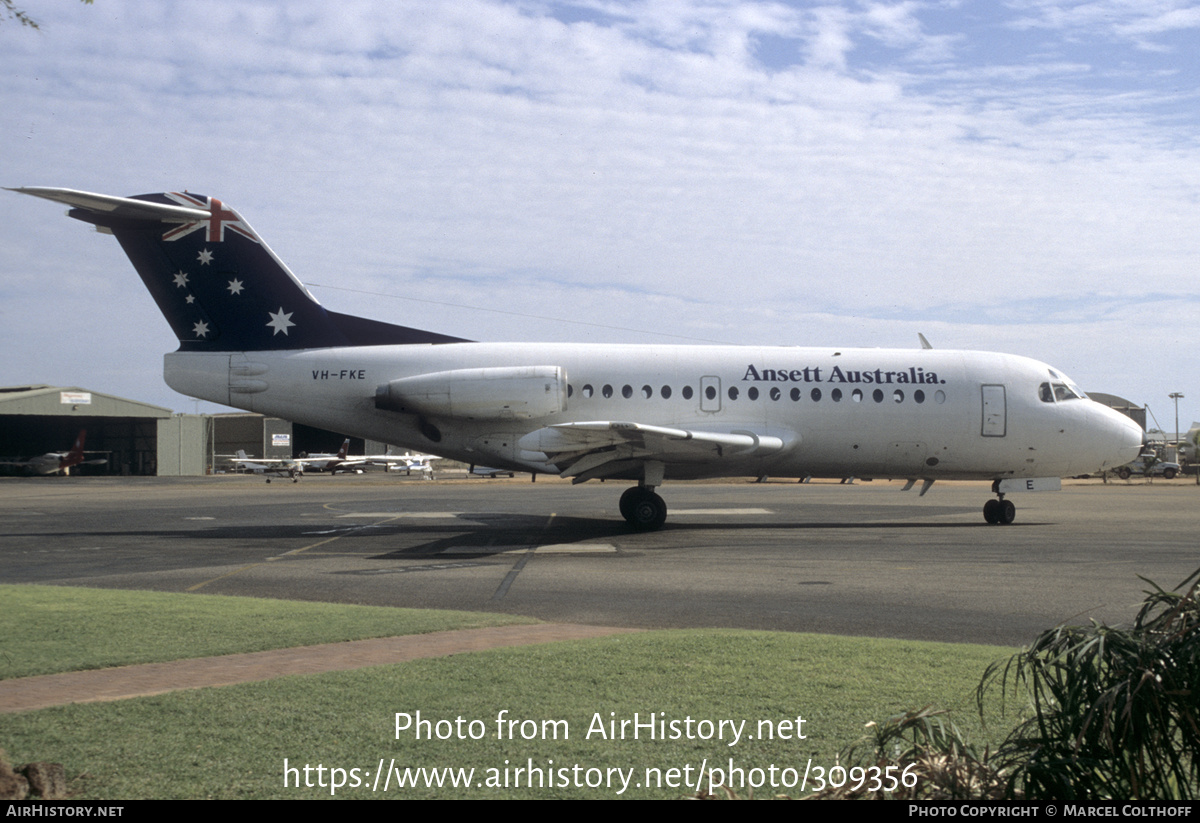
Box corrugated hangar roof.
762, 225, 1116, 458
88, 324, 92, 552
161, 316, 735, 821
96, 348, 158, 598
0, 385, 172, 418
1087, 391, 1141, 411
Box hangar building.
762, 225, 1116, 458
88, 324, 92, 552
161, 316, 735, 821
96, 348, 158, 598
0, 385, 171, 475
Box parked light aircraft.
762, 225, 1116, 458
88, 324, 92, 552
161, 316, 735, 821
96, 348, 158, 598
297, 438, 368, 473
0, 430, 106, 476
231, 439, 365, 479
14, 187, 1145, 528
231, 450, 304, 482
378, 452, 441, 475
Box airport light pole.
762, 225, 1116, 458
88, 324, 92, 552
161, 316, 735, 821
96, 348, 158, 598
1169, 392, 1184, 447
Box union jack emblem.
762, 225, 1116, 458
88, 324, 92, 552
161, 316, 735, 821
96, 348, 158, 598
161, 192, 260, 244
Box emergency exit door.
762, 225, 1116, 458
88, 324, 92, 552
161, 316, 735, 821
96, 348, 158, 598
981, 384, 1007, 437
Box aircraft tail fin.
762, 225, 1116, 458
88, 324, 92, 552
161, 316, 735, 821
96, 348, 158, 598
11, 188, 469, 352
337, 438, 350, 460
61, 430, 87, 470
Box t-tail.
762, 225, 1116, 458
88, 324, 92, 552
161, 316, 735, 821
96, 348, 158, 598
61, 430, 87, 471
10, 188, 468, 351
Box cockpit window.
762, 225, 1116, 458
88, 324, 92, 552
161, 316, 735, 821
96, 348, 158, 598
1039, 376, 1087, 403
1053, 382, 1085, 401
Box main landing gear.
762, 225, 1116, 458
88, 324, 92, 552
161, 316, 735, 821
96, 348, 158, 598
619, 485, 667, 531
982, 482, 1016, 525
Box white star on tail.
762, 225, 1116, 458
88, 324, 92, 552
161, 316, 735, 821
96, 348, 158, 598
266, 307, 295, 336
173, 271, 189, 288
227, 278, 244, 295
193, 320, 210, 338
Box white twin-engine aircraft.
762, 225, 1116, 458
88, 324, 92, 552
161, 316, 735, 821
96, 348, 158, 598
14, 187, 1143, 529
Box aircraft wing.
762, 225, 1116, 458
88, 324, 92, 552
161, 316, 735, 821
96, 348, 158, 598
518, 421, 794, 483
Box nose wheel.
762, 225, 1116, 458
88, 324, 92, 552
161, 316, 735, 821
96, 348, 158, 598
983, 496, 1016, 525
619, 486, 668, 531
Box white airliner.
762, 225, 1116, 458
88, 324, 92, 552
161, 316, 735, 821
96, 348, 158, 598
13, 187, 1144, 528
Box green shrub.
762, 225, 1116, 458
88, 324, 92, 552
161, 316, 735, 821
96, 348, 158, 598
981, 567, 1200, 800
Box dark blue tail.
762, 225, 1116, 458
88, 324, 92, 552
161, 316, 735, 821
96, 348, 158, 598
14, 188, 468, 351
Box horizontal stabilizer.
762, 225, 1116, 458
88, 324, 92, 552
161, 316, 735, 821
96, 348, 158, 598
9, 187, 210, 223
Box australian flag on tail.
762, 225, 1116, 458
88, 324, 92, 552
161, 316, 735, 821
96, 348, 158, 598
10, 187, 468, 352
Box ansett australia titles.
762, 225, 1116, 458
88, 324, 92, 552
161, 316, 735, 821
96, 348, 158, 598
742, 365, 945, 385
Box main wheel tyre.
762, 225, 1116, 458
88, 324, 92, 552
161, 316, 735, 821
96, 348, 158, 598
1163, 468, 1177, 480
626, 490, 667, 531
1117, 467, 1132, 480
619, 486, 642, 521
983, 499, 1000, 524
999, 499, 1016, 525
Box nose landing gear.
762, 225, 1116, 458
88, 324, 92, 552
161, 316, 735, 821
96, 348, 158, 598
983, 482, 1016, 524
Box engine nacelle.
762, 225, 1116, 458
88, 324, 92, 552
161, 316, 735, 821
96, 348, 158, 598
375, 366, 567, 420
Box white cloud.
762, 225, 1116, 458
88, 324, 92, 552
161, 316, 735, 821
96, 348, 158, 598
1, 0, 1196, 420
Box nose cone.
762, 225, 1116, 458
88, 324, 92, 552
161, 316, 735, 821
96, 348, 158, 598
1088, 402, 1144, 472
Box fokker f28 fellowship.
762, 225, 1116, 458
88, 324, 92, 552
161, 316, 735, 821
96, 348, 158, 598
14, 187, 1144, 529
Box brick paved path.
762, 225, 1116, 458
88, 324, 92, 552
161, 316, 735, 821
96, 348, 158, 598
0, 624, 639, 713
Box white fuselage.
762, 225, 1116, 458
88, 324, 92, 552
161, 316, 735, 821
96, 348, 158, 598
165, 343, 1142, 482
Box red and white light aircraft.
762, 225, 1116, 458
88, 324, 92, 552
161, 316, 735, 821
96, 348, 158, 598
0, 430, 106, 476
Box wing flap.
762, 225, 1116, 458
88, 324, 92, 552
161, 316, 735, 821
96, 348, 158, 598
518, 421, 795, 480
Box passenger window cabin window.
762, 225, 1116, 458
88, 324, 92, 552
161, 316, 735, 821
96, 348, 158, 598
914, 390, 924, 404
661, 385, 672, 399
873, 389, 883, 403
811, 388, 821, 402
568, 384, 573, 398
728, 387, 739, 400
622, 384, 632, 399
770, 387, 781, 401
582, 384, 593, 398
641, 385, 652, 399
832, 388, 842, 402
705, 385, 716, 400
682, 386, 694, 400
602, 384, 613, 398
851, 389, 863, 402
748, 387, 759, 401
790, 388, 801, 401
893, 390, 903, 403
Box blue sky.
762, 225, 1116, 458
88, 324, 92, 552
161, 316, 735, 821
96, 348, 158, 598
2, 1, 1197, 431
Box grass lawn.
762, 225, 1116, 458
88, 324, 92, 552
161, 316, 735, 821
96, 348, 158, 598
2, 585, 1015, 799
1, 584, 536, 679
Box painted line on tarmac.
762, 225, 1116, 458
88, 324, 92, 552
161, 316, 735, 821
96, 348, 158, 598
441, 543, 617, 555
335, 511, 460, 518
490, 513, 556, 601
185, 514, 402, 592
670, 508, 773, 515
